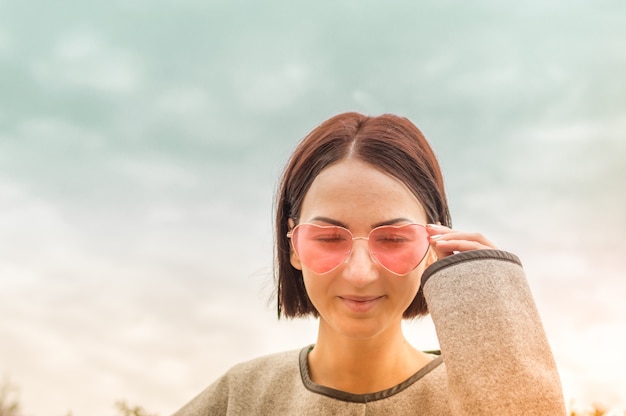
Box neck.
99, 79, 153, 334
307, 320, 432, 394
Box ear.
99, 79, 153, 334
287, 218, 303, 270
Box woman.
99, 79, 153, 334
174, 112, 566, 415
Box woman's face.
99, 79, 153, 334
290, 158, 434, 340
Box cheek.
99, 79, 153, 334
404, 247, 436, 292
402, 276, 422, 300
302, 273, 319, 295
400, 268, 426, 301
423, 247, 438, 269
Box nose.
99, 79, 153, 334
341, 239, 378, 288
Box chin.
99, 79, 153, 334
333, 319, 392, 340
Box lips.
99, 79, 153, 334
338, 295, 384, 313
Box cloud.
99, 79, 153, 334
107, 156, 200, 191
234, 62, 312, 111
15, 116, 106, 150
0, 177, 78, 262
30, 30, 144, 95
0, 30, 12, 58
150, 86, 221, 141
526, 117, 626, 143
557, 323, 626, 410
154, 87, 217, 118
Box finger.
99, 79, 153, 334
428, 228, 498, 259
426, 224, 452, 235
431, 238, 496, 255
430, 231, 496, 249
429, 243, 456, 259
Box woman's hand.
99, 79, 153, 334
426, 224, 497, 259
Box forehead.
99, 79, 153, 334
298, 158, 427, 227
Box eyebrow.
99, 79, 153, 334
309, 216, 413, 229
373, 218, 413, 228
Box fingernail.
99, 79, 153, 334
430, 234, 443, 240
427, 224, 441, 229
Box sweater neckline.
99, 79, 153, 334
298, 345, 443, 403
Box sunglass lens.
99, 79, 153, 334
369, 225, 429, 275
292, 225, 352, 274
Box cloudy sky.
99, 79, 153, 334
1, 1, 625, 415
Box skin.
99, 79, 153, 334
289, 158, 496, 394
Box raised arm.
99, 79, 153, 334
422, 249, 566, 415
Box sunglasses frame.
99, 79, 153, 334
286, 223, 430, 276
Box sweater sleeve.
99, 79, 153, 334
421, 249, 566, 416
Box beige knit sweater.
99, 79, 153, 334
173, 250, 566, 415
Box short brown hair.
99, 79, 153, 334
275, 112, 451, 319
